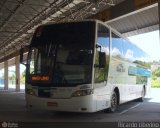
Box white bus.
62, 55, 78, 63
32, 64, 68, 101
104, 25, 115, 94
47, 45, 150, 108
20, 20, 151, 113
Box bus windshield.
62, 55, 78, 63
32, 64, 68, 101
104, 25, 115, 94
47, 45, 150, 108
27, 22, 95, 87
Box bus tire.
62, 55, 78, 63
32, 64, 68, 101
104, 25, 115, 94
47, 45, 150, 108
107, 91, 118, 113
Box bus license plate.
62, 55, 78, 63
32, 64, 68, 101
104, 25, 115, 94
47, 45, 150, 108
47, 102, 58, 107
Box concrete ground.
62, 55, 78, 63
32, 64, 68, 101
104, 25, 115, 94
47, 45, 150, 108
0, 88, 160, 128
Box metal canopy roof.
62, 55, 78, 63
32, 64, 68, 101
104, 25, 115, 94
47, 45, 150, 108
0, 0, 159, 62
0, 0, 124, 61
106, 3, 159, 37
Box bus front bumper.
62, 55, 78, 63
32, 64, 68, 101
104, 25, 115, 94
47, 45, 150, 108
25, 94, 96, 113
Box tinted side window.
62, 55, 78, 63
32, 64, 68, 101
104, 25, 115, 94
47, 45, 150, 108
123, 39, 135, 62
112, 32, 150, 66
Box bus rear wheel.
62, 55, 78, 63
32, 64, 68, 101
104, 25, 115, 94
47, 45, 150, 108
137, 87, 145, 102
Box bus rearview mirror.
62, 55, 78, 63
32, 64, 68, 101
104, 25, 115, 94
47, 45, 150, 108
20, 48, 27, 66
99, 52, 106, 68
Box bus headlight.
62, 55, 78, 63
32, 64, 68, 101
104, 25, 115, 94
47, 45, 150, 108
26, 88, 36, 96
72, 89, 93, 97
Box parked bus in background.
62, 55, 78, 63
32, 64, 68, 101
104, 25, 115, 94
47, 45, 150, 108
20, 20, 151, 113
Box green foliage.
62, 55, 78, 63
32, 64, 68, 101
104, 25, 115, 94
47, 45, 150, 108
136, 76, 147, 84
152, 75, 157, 81
152, 67, 160, 77
151, 79, 160, 88
134, 60, 151, 68
151, 62, 160, 88
20, 70, 26, 85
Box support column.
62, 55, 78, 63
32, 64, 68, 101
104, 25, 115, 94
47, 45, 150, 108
0, 63, 4, 88
4, 61, 8, 90
15, 56, 20, 92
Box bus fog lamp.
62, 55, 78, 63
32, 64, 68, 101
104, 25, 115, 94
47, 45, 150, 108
26, 88, 36, 96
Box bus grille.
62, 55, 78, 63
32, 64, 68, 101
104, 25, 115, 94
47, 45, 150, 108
38, 89, 50, 98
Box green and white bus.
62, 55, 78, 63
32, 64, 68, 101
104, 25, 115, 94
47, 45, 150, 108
20, 20, 151, 112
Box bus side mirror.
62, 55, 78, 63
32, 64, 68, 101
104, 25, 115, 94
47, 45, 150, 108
99, 52, 106, 68
20, 48, 27, 66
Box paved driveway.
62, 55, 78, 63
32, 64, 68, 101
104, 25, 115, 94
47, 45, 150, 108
0, 88, 160, 127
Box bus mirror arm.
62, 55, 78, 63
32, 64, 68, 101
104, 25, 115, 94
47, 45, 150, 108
20, 48, 26, 66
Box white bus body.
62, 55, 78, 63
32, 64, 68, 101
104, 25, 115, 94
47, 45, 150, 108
21, 20, 151, 113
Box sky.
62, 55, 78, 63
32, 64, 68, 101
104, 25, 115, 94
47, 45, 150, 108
128, 30, 160, 62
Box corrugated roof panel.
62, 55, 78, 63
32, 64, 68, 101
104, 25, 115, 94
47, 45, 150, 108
107, 4, 159, 37
0, 0, 159, 61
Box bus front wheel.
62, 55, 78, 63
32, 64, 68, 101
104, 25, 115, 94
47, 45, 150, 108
105, 91, 118, 113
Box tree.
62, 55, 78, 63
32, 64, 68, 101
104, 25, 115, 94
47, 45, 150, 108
20, 70, 26, 85
152, 67, 160, 77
